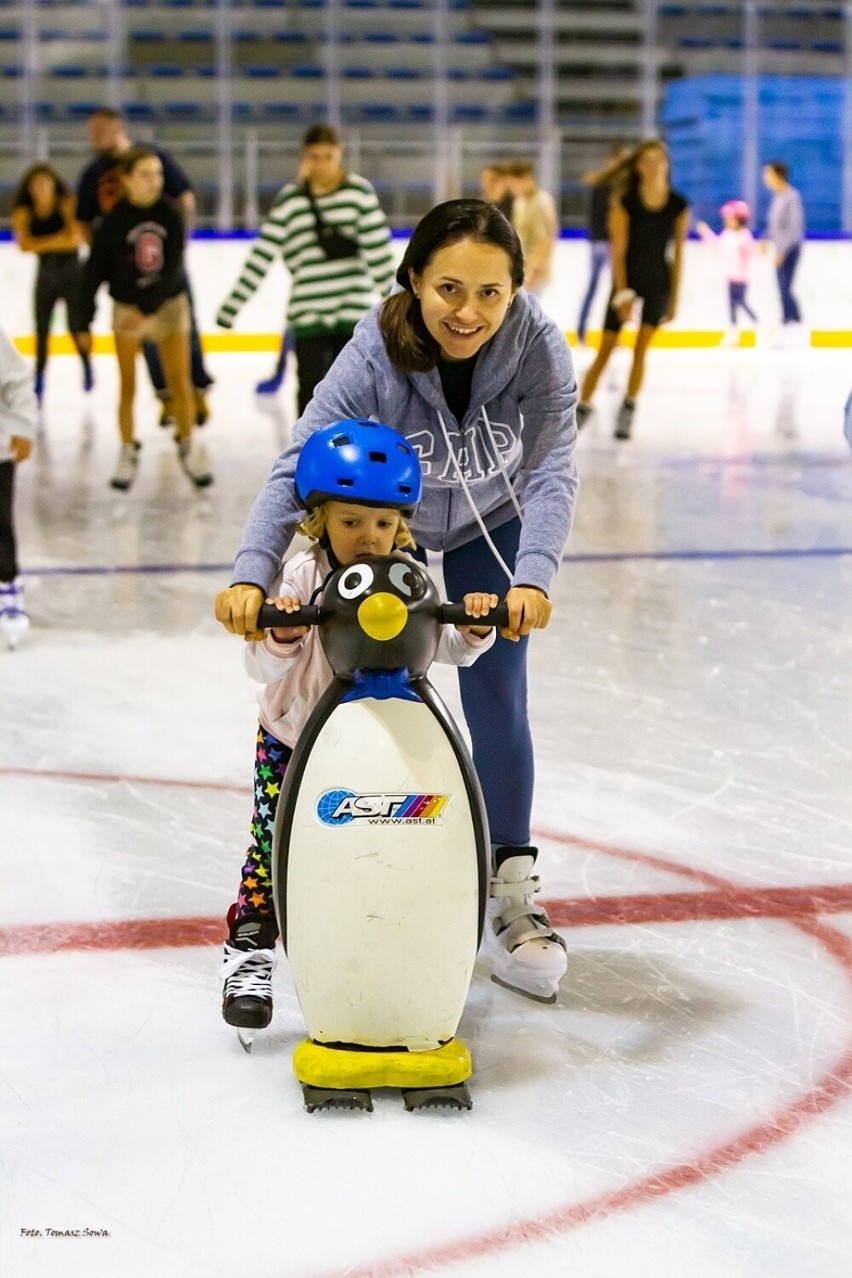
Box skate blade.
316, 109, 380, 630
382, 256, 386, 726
302, 1085, 373, 1113
1, 617, 29, 649
490, 973, 557, 1005
402, 1084, 472, 1112
237, 1029, 254, 1054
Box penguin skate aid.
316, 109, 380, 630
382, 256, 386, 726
216, 417, 569, 1110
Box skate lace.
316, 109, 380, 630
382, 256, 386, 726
221, 944, 277, 997
0, 584, 25, 617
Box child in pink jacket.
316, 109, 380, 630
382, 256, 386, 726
220, 419, 497, 1036
697, 199, 759, 346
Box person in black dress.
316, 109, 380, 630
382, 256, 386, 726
577, 140, 690, 440
575, 143, 631, 344
11, 164, 93, 403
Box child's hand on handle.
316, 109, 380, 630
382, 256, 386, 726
502, 586, 552, 642
455, 592, 499, 638
214, 583, 265, 642
267, 595, 310, 642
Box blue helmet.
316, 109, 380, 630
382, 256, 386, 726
294, 419, 422, 516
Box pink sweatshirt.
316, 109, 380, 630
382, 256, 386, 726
698, 225, 757, 283
244, 545, 495, 747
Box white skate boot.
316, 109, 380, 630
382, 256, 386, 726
0, 579, 30, 649
484, 846, 567, 1004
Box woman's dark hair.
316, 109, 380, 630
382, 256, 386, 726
303, 124, 341, 149
117, 146, 161, 177
766, 161, 789, 181
621, 138, 671, 198
379, 198, 524, 374
12, 163, 70, 211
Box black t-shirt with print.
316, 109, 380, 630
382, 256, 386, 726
79, 195, 188, 324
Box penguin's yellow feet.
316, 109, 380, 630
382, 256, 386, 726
294, 1037, 472, 1106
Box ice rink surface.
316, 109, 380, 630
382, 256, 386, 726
2, 341, 852, 1278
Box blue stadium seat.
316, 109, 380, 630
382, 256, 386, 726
66, 101, 102, 117
262, 102, 303, 119
452, 104, 489, 122
359, 103, 401, 120
501, 101, 537, 122
162, 101, 205, 118
123, 101, 156, 121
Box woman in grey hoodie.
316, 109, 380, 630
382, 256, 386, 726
215, 200, 579, 1004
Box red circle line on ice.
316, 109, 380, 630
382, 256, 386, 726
2, 767, 852, 1277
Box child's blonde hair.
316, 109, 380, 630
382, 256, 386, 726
297, 501, 416, 550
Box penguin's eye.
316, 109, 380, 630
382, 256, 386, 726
388, 561, 426, 599
338, 564, 374, 599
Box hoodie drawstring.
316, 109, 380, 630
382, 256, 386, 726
436, 410, 522, 585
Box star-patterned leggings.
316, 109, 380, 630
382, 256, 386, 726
235, 724, 293, 921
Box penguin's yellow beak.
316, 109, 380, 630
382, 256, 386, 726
357, 593, 408, 641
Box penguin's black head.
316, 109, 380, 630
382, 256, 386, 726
318, 554, 442, 677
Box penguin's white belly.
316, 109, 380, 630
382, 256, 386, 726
285, 698, 480, 1051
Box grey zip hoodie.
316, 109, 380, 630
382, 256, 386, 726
232, 290, 578, 594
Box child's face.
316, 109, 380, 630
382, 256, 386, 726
324, 503, 401, 564
723, 215, 737, 230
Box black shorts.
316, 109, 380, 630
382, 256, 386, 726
603, 276, 671, 333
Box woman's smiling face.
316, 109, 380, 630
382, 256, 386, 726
409, 238, 516, 361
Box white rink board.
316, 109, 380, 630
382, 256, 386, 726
1, 234, 851, 340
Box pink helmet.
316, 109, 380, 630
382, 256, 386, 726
721, 199, 750, 222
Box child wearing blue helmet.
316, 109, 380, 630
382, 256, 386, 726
221, 418, 498, 1032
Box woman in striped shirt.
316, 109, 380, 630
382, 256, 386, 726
216, 125, 396, 414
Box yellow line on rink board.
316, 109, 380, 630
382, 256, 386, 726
12, 330, 852, 357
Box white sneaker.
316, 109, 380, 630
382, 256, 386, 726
483, 846, 567, 1003
177, 436, 213, 488
0, 579, 30, 649
720, 327, 740, 347
110, 441, 141, 491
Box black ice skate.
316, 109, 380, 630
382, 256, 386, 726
221, 908, 278, 1052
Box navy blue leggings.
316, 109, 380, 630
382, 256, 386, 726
418, 518, 534, 847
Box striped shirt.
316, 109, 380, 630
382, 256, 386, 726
216, 173, 396, 336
